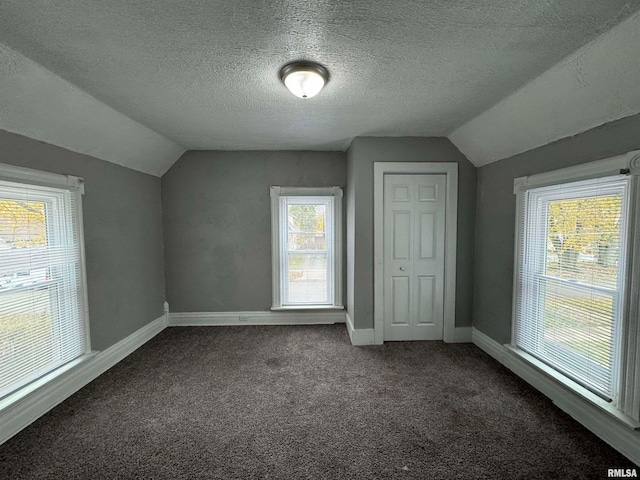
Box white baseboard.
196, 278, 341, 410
472, 327, 640, 466
345, 312, 355, 343
472, 328, 509, 362
168, 310, 346, 327
345, 312, 376, 345
346, 314, 471, 346
345, 314, 471, 346
0, 314, 167, 446
452, 326, 472, 343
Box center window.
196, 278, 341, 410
270, 187, 343, 309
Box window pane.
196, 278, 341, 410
540, 278, 615, 392
286, 253, 327, 303
0, 287, 55, 396
515, 176, 628, 400
287, 204, 326, 251
0, 180, 87, 400
273, 189, 340, 309
288, 233, 327, 251
545, 195, 622, 289
0, 200, 47, 249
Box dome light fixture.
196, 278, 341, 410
280, 61, 329, 99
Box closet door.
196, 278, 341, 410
383, 174, 446, 341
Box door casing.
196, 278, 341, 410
374, 162, 458, 344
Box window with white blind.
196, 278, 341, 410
0, 163, 89, 402
513, 152, 640, 420
270, 187, 343, 309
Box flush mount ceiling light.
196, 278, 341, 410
280, 61, 329, 99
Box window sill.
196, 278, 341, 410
504, 345, 640, 430
0, 352, 98, 412
271, 305, 345, 311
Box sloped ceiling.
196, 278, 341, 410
450, 9, 640, 167
0, 1, 639, 175
0, 43, 185, 176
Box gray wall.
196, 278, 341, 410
474, 113, 640, 344
162, 150, 346, 312
0, 129, 166, 350
346, 137, 477, 330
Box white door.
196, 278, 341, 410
383, 174, 446, 341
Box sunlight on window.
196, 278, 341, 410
515, 176, 629, 399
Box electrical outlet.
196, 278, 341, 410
163, 302, 170, 314
239, 315, 249, 322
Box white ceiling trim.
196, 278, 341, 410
448, 10, 640, 168
0, 43, 185, 177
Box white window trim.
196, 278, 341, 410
512, 152, 640, 194
0, 162, 92, 409
511, 150, 640, 427
504, 345, 640, 430
270, 186, 343, 310
0, 162, 85, 194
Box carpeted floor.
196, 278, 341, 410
0, 324, 636, 479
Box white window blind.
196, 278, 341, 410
270, 186, 343, 309
514, 176, 631, 401
0, 177, 88, 400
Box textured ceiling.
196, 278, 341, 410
0, 0, 638, 161
0, 43, 185, 176
450, 9, 640, 166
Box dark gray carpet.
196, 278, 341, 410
0, 324, 636, 479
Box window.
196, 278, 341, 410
513, 152, 640, 421
0, 163, 89, 402
270, 187, 343, 309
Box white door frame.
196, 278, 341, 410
374, 162, 458, 344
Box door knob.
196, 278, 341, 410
399, 266, 406, 271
